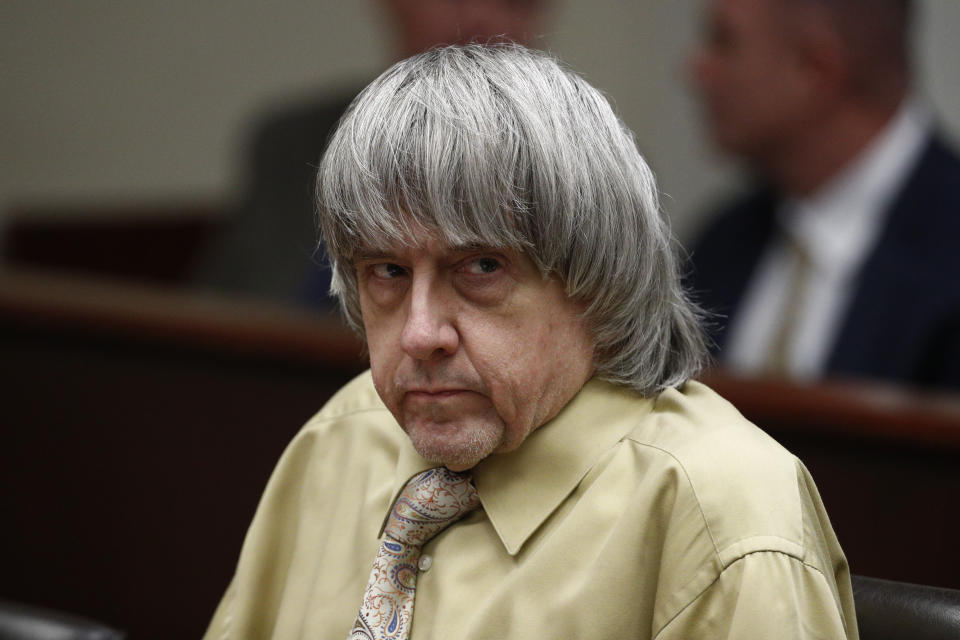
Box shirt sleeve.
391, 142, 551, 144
654, 551, 857, 640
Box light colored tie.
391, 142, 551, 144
766, 234, 812, 376
348, 468, 480, 640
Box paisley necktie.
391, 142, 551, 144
348, 467, 480, 640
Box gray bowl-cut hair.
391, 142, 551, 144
316, 43, 707, 394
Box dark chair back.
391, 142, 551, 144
852, 575, 960, 640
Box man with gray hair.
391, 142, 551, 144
204, 44, 857, 639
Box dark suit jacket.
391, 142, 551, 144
688, 133, 960, 390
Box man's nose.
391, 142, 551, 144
400, 279, 459, 361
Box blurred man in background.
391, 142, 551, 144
192, 0, 552, 310
686, 0, 960, 389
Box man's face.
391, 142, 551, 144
688, 0, 809, 162
356, 226, 595, 471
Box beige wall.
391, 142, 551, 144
2, 1, 958, 240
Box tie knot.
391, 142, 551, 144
383, 468, 480, 546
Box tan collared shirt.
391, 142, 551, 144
204, 372, 858, 639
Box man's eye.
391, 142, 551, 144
371, 263, 406, 279
464, 257, 501, 275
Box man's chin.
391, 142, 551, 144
403, 418, 503, 471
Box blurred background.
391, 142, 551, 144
2, 1, 959, 638
3, 1, 957, 239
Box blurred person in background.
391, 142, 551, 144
191, 0, 552, 310
685, 0, 960, 389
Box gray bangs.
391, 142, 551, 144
318, 43, 628, 275
318, 50, 536, 261
316, 44, 708, 394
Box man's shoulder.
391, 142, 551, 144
591, 381, 847, 625
904, 131, 960, 231
923, 130, 960, 180
871, 130, 960, 287
633, 379, 793, 470
260, 371, 408, 505
311, 370, 390, 420
684, 185, 779, 342
296, 371, 403, 450
689, 184, 779, 254
624, 381, 813, 564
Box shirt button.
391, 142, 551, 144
418, 555, 433, 572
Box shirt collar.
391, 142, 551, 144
470, 379, 652, 556
779, 99, 932, 274
386, 379, 652, 555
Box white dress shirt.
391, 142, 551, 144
724, 101, 932, 379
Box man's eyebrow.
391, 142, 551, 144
354, 249, 394, 261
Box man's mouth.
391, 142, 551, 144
405, 389, 469, 399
